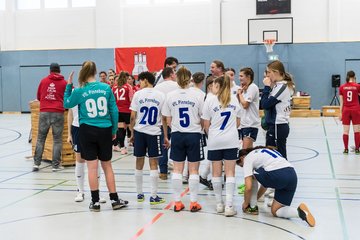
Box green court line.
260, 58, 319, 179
0, 180, 68, 210
322, 119, 349, 240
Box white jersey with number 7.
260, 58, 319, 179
202, 94, 241, 150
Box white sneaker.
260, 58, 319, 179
113, 146, 121, 152
350, 145, 356, 152
224, 206, 237, 217
268, 192, 274, 198
216, 203, 225, 213
99, 196, 106, 203
267, 199, 273, 207
75, 192, 84, 202
52, 166, 65, 172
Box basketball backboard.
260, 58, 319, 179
248, 17, 293, 45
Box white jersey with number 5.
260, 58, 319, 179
162, 88, 204, 133
202, 94, 241, 150
130, 88, 165, 136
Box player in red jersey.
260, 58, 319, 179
112, 71, 134, 154
339, 70, 360, 154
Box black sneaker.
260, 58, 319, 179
297, 203, 315, 227
355, 149, 360, 155
89, 202, 100, 212
199, 176, 213, 190
343, 149, 349, 154
111, 199, 128, 210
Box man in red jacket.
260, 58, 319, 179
33, 63, 67, 172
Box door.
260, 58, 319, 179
345, 60, 360, 83
20, 65, 82, 112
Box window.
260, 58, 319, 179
72, 0, 96, 7
154, 0, 180, 3
126, 0, 151, 4
44, 0, 68, 9
0, 0, 5, 11
17, 0, 41, 10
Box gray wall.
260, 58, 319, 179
1, 42, 360, 112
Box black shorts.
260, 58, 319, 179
170, 132, 204, 162
71, 125, 81, 153
208, 148, 239, 161
118, 112, 131, 124
238, 127, 259, 141
79, 124, 112, 161
133, 130, 162, 158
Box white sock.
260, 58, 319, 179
225, 177, 235, 207
212, 177, 223, 204
276, 206, 299, 219
172, 173, 183, 202
75, 162, 85, 193
183, 161, 188, 177
189, 174, 199, 202
150, 170, 158, 198
250, 180, 258, 207
200, 160, 211, 179
135, 169, 143, 195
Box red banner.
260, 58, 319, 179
115, 47, 166, 76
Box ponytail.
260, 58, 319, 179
117, 71, 129, 87
78, 61, 97, 87
214, 75, 231, 109
176, 66, 192, 89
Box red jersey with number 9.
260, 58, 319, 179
112, 83, 134, 113
339, 82, 360, 109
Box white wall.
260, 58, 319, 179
0, 0, 359, 50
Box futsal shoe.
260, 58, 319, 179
159, 173, 168, 180
99, 196, 106, 203
216, 203, 225, 213
137, 194, 145, 202
297, 203, 316, 227
355, 149, 360, 155
173, 201, 185, 212
89, 202, 100, 212
343, 149, 349, 154
224, 206, 237, 217
244, 205, 259, 215
120, 148, 128, 155
32, 165, 40, 172
150, 196, 165, 205
113, 145, 121, 152
200, 176, 213, 190
190, 202, 202, 212
238, 184, 246, 194
111, 199, 128, 210
75, 192, 85, 202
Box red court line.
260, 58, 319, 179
130, 187, 189, 240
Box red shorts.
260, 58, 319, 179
342, 107, 360, 125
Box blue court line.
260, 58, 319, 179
287, 145, 319, 163
322, 119, 349, 240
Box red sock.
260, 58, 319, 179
355, 132, 360, 149
343, 134, 349, 150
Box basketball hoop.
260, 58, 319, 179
264, 39, 276, 53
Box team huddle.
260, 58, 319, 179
34, 58, 316, 227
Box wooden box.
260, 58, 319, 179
322, 105, 340, 117
292, 96, 311, 109
30, 101, 75, 166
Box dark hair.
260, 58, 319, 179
236, 146, 277, 165
225, 68, 236, 74
212, 60, 225, 72
108, 69, 115, 74
79, 61, 97, 87
267, 60, 295, 91
346, 70, 356, 83
117, 71, 129, 87
192, 72, 205, 84
240, 67, 254, 84
99, 71, 107, 76
205, 75, 215, 95
138, 71, 156, 85
164, 57, 178, 68
50, 63, 60, 73
162, 67, 175, 79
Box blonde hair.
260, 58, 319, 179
214, 75, 231, 109
267, 60, 295, 91
117, 71, 129, 87
79, 61, 97, 87
176, 66, 192, 89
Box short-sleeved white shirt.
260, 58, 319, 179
231, 83, 241, 96
71, 105, 79, 127
243, 148, 292, 178
240, 83, 260, 128
130, 88, 165, 135
162, 88, 204, 133
271, 81, 292, 124
202, 95, 241, 150
154, 80, 179, 96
